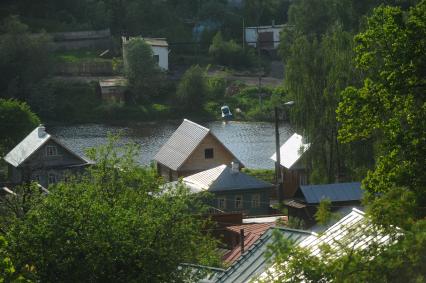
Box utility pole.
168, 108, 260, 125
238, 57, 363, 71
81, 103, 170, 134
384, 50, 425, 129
275, 107, 283, 205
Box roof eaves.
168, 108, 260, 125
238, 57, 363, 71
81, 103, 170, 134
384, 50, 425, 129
5, 135, 51, 167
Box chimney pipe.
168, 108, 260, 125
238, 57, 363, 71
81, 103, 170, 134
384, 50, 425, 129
240, 229, 245, 255
38, 124, 46, 138
231, 162, 239, 174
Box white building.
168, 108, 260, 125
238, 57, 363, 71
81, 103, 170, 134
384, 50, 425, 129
122, 36, 169, 71
143, 38, 169, 70
245, 24, 285, 50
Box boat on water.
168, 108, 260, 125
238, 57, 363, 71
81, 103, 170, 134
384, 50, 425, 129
221, 105, 233, 121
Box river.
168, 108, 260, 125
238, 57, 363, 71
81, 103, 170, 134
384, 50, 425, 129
50, 120, 293, 169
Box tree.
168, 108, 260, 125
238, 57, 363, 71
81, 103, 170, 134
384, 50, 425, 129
0, 16, 52, 100
0, 236, 34, 283
176, 65, 207, 112
337, 1, 426, 220
124, 38, 164, 103
6, 137, 220, 282
0, 99, 40, 156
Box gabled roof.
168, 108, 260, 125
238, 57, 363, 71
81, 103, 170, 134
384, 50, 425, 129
182, 165, 274, 193
257, 208, 393, 281
270, 133, 310, 169
154, 119, 241, 171
144, 37, 168, 47
4, 125, 91, 167
299, 182, 363, 204
217, 227, 313, 283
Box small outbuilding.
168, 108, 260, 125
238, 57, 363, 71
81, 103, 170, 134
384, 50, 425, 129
245, 23, 285, 50
154, 119, 243, 181
270, 133, 310, 198
284, 182, 363, 227
99, 77, 127, 102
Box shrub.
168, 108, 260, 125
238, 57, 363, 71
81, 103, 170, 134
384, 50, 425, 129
208, 32, 254, 68
176, 65, 207, 112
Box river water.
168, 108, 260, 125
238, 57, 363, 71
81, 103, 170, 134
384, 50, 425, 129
50, 120, 292, 169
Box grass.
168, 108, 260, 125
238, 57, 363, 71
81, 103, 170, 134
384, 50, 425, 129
54, 50, 111, 63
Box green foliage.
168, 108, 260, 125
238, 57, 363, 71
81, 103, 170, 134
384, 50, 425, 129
242, 168, 275, 184
0, 99, 40, 155
124, 38, 164, 102
0, 16, 52, 100
209, 32, 254, 68
0, 236, 34, 283
29, 80, 100, 123
337, 1, 426, 219
6, 137, 220, 282
177, 65, 207, 112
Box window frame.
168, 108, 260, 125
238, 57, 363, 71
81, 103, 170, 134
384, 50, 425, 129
204, 148, 214, 159
235, 195, 243, 209
46, 145, 58, 157
218, 197, 226, 209
251, 193, 260, 208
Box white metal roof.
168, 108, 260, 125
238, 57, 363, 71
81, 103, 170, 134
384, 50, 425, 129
4, 126, 52, 167
183, 164, 227, 192
270, 133, 310, 169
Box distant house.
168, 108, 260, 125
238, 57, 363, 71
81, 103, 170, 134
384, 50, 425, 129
3, 125, 91, 187
284, 182, 363, 227
270, 133, 310, 199
122, 36, 169, 70
245, 23, 285, 50
99, 77, 127, 102
182, 164, 274, 216
154, 119, 242, 181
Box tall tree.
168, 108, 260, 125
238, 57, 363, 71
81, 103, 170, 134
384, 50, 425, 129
0, 16, 51, 100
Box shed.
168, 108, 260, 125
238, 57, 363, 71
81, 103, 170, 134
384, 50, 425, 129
122, 36, 169, 70
245, 24, 285, 50
270, 133, 310, 198
99, 77, 127, 102
154, 119, 242, 181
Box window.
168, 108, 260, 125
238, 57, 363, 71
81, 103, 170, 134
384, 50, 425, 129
218, 197, 226, 209
153, 54, 159, 63
251, 194, 260, 208
204, 148, 214, 159
46, 145, 58, 156
235, 195, 243, 209
48, 173, 57, 185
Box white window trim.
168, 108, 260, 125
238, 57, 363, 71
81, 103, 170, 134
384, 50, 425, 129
251, 194, 260, 208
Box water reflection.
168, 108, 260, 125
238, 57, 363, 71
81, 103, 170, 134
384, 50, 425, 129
50, 120, 292, 169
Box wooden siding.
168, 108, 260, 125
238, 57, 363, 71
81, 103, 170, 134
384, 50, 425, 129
212, 189, 270, 216
282, 167, 307, 198
179, 133, 236, 173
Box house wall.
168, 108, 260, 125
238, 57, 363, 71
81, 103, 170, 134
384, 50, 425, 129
151, 46, 169, 70
282, 167, 307, 198
10, 140, 87, 187
179, 134, 237, 175
211, 189, 270, 216
245, 26, 283, 49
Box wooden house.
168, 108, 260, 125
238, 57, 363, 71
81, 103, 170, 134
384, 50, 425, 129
270, 133, 310, 199
154, 119, 243, 181
3, 125, 92, 187
181, 163, 274, 216
284, 182, 363, 227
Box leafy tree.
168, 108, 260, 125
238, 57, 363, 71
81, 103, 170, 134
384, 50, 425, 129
176, 65, 207, 112
6, 137, 219, 282
209, 31, 254, 68
0, 236, 34, 283
124, 38, 164, 103
0, 99, 40, 156
337, 1, 426, 220
0, 16, 52, 100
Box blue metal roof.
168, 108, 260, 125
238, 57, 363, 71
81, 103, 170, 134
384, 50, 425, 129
300, 182, 363, 204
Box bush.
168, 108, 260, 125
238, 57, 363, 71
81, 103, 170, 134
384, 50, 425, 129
208, 32, 254, 68
176, 65, 207, 112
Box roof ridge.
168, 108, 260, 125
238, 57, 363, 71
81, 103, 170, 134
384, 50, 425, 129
183, 119, 210, 132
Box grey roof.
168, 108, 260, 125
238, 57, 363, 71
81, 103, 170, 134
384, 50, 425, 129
183, 165, 274, 193
4, 125, 91, 167
154, 119, 241, 171
300, 182, 363, 204
216, 227, 312, 283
